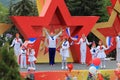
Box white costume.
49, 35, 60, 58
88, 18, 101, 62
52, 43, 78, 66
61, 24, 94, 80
10, 38, 23, 63
116, 36, 120, 62
28, 49, 36, 69
20, 48, 27, 68
28, 49, 36, 62
45, 30, 62, 65
45, 31, 62, 48
77, 37, 90, 64
90, 47, 97, 59
96, 45, 108, 59
60, 40, 70, 69
96, 45, 109, 68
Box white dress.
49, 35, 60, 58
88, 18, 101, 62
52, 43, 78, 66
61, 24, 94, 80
28, 49, 36, 62
96, 45, 108, 59
60, 40, 70, 58
90, 47, 97, 59
11, 38, 23, 56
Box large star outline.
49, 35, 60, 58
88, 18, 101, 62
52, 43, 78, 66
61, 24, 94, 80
11, 0, 99, 62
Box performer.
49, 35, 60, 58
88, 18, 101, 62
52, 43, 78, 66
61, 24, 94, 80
96, 40, 109, 68
20, 45, 27, 68
116, 32, 120, 63
76, 34, 91, 64
60, 37, 70, 69
43, 28, 62, 66
28, 48, 36, 69
10, 33, 23, 64
90, 41, 97, 60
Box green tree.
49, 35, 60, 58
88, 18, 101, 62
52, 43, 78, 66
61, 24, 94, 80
0, 43, 21, 80
65, 0, 111, 43
10, 0, 38, 16
65, 0, 110, 22
100, 0, 111, 22
5, 0, 38, 42
0, 2, 9, 23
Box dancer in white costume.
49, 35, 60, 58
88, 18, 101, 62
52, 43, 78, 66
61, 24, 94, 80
77, 34, 91, 64
96, 40, 110, 68
60, 37, 70, 69
28, 48, 36, 69
90, 42, 97, 60
20, 45, 27, 68
116, 32, 120, 63
44, 28, 62, 66
10, 33, 23, 64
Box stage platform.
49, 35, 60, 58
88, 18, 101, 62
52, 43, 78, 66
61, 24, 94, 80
20, 61, 119, 80
20, 61, 116, 71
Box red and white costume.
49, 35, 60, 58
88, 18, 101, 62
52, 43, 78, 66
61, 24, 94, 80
77, 37, 91, 64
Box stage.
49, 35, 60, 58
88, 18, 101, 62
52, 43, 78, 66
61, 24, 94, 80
20, 60, 118, 80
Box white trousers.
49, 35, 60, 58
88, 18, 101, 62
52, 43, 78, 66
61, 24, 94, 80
14, 48, 21, 64
116, 48, 120, 62
20, 55, 26, 68
80, 48, 86, 63
62, 57, 67, 68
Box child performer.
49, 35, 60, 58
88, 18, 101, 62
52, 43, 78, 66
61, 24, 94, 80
60, 37, 70, 69
10, 33, 23, 64
90, 41, 97, 60
28, 48, 36, 69
20, 45, 27, 68
97, 40, 110, 68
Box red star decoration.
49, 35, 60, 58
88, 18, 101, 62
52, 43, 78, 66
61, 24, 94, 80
97, 0, 120, 54
11, 0, 99, 63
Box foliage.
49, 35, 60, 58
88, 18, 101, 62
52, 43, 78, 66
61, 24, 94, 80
0, 42, 21, 80
0, 33, 13, 46
87, 73, 110, 80
103, 74, 110, 80
65, 0, 111, 22
4, 0, 38, 39
0, 2, 9, 23
10, 0, 38, 16
99, 0, 111, 22
65, 0, 111, 47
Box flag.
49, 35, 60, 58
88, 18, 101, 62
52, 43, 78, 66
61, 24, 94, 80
66, 27, 71, 37
71, 35, 78, 41
28, 38, 37, 44
106, 36, 112, 47
66, 27, 79, 41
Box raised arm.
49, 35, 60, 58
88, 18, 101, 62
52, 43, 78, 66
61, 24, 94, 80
55, 30, 62, 38
43, 28, 50, 37
103, 45, 110, 50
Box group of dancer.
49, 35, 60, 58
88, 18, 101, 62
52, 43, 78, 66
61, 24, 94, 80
10, 28, 120, 70
43, 28, 110, 69
10, 33, 36, 70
